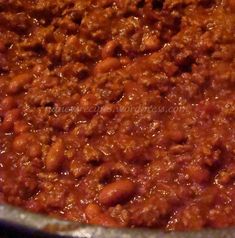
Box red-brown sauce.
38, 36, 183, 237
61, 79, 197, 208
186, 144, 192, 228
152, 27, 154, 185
0, 0, 235, 231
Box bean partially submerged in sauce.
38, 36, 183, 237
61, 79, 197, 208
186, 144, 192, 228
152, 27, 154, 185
45, 139, 65, 172
0, 0, 234, 231
85, 203, 120, 227
99, 179, 136, 206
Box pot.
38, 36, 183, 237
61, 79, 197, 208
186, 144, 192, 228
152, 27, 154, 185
0, 204, 234, 238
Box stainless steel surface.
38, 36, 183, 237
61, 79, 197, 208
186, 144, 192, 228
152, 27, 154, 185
0, 204, 235, 238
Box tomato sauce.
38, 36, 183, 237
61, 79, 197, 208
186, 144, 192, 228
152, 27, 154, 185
0, 0, 235, 231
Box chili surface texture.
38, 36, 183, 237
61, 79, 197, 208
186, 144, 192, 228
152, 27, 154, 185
0, 0, 235, 231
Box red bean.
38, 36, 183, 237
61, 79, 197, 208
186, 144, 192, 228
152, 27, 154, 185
45, 139, 65, 172
94, 57, 121, 74
85, 203, 102, 219
14, 120, 30, 134
8, 73, 33, 94
28, 142, 42, 158
98, 179, 136, 206
167, 129, 186, 143
13, 133, 32, 153
1, 96, 17, 112
12, 132, 41, 158
1, 108, 21, 132
216, 166, 235, 185
85, 204, 120, 227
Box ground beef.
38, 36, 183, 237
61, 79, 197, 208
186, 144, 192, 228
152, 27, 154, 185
0, 0, 235, 231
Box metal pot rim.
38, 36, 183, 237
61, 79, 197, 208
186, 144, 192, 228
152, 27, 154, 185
0, 204, 235, 238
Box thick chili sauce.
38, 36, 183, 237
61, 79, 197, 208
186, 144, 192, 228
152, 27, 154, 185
0, 0, 235, 231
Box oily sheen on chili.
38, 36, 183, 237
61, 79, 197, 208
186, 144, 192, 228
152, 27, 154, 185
0, 0, 235, 231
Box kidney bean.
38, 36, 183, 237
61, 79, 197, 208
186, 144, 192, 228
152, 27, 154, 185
28, 142, 42, 158
94, 57, 121, 74
98, 179, 136, 206
85, 204, 120, 227
14, 120, 30, 134
12, 133, 33, 153
85, 203, 102, 219
102, 40, 119, 58
216, 166, 235, 185
8, 73, 33, 94
1, 96, 17, 112
1, 108, 21, 132
38, 131, 51, 145
45, 139, 65, 172
167, 129, 186, 143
